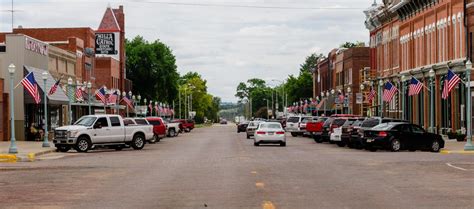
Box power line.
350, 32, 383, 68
140, 1, 365, 10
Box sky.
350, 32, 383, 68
0, 0, 372, 102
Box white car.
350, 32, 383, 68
330, 127, 343, 146
254, 122, 286, 146
285, 116, 313, 137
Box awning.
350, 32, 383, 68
24, 66, 69, 105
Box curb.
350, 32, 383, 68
440, 149, 474, 155
0, 148, 56, 163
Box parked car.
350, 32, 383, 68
246, 121, 263, 139
285, 116, 313, 137
163, 118, 181, 137
145, 117, 167, 143
254, 122, 286, 146
220, 119, 228, 124
350, 117, 406, 149
53, 115, 153, 152
124, 118, 157, 143
319, 116, 356, 143
363, 122, 444, 152
329, 118, 361, 145
340, 118, 365, 147
306, 117, 328, 142
237, 121, 249, 133
173, 119, 195, 132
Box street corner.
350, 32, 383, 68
0, 154, 18, 163
440, 149, 474, 155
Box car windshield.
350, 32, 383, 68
74, 116, 96, 126
259, 123, 282, 129
371, 123, 396, 131
287, 117, 300, 123
323, 118, 334, 127
361, 118, 380, 127
301, 117, 312, 123
332, 119, 347, 126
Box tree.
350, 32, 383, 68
125, 36, 179, 104
235, 78, 272, 117
340, 41, 365, 48
284, 53, 322, 105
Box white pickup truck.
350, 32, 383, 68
53, 114, 154, 152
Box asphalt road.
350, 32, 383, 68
1, 124, 473, 209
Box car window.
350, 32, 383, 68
323, 118, 334, 127
287, 117, 300, 123
110, 117, 121, 127
123, 119, 134, 126
301, 117, 312, 123
148, 120, 162, 126
260, 123, 282, 129
361, 118, 380, 127
411, 125, 425, 134
332, 119, 346, 126
96, 117, 109, 127
135, 119, 148, 125
372, 123, 394, 131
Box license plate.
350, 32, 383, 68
268, 132, 274, 135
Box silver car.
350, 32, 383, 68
246, 121, 262, 139
254, 122, 286, 146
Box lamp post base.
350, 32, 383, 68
8, 139, 18, 154
464, 140, 474, 151
42, 141, 51, 147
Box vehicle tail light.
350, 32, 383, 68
378, 131, 388, 137
276, 131, 285, 135
256, 131, 266, 135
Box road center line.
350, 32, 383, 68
262, 201, 275, 209
446, 163, 467, 171
255, 182, 264, 188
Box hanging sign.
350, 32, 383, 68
95, 33, 116, 55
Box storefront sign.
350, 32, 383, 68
356, 93, 363, 104
25, 37, 48, 56
95, 33, 116, 55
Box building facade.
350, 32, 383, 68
364, 0, 474, 134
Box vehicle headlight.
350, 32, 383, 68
68, 131, 79, 138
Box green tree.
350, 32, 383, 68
340, 41, 365, 48
125, 36, 179, 104
284, 53, 322, 105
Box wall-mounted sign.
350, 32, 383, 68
95, 33, 116, 55
25, 37, 48, 56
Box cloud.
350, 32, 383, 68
0, 0, 372, 102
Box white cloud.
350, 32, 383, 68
0, 0, 372, 102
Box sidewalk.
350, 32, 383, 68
0, 141, 56, 162
441, 139, 474, 154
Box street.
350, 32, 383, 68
1, 124, 473, 209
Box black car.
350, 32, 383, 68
237, 122, 249, 133
320, 118, 349, 143
349, 117, 406, 149
363, 122, 444, 152
340, 118, 365, 147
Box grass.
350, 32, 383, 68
195, 123, 213, 128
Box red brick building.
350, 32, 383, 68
364, 0, 473, 133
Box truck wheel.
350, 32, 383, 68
149, 135, 158, 144
75, 137, 91, 153
169, 129, 176, 137
56, 145, 71, 152
174, 130, 179, 137
313, 136, 322, 143
131, 134, 145, 150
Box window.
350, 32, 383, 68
411, 125, 425, 134
123, 119, 134, 126
135, 119, 148, 125
95, 117, 109, 127
110, 117, 121, 127
149, 120, 161, 125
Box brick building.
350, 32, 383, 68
313, 47, 370, 116
364, 0, 474, 134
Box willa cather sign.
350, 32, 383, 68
95, 33, 116, 55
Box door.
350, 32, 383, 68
398, 124, 415, 148
109, 116, 125, 142
409, 124, 428, 149
91, 117, 110, 143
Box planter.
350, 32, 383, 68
447, 132, 457, 140
456, 134, 467, 142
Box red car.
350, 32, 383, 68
146, 117, 167, 142
173, 119, 195, 132
306, 117, 328, 142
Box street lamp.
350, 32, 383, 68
331, 89, 336, 114
42, 72, 50, 147
137, 95, 141, 105
378, 79, 384, 117
347, 86, 352, 114
400, 75, 406, 120
67, 77, 73, 125
8, 64, 17, 153
428, 69, 435, 133
122, 91, 127, 117
144, 98, 148, 116
86, 81, 92, 115
465, 60, 474, 150
360, 84, 365, 116
115, 91, 121, 115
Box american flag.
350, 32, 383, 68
48, 78, 61, 96
108, 91, 118, 105
408, 77, 423, 96
154, 103, 159, 113
21, 72, 41, 104
95, 87, 107, 104
367, 88, 376, 103
383, 82, 398, 102
75, 86, 84, 102
442, 69, 461, 99
148, 102, 153, 112
122, 95, 133, 108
